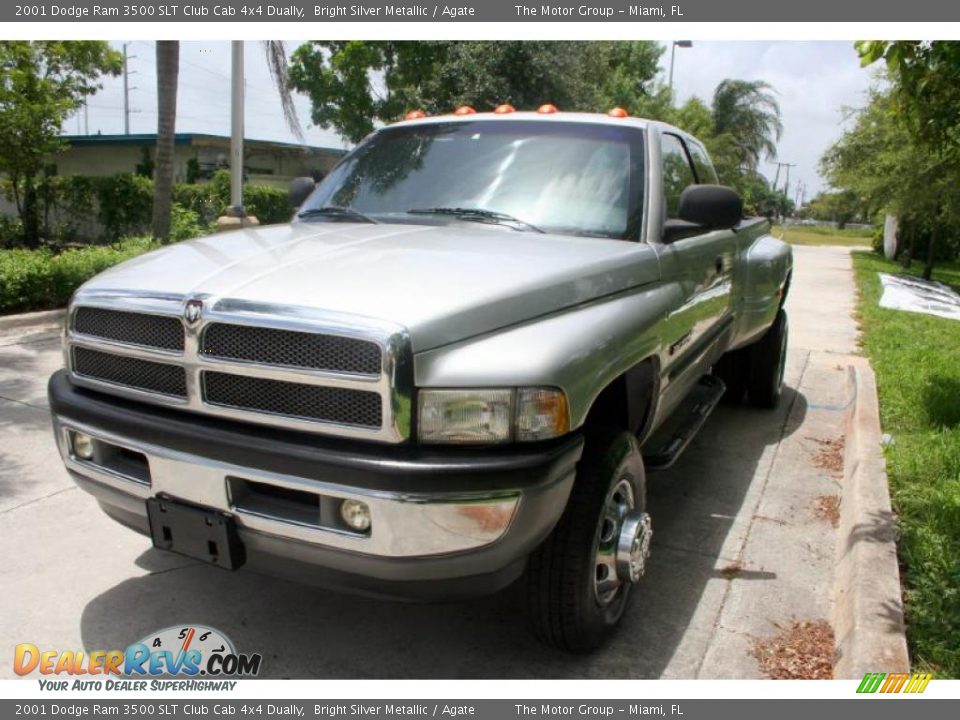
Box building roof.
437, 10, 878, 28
59, 133, 346, 158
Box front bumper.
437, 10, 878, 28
48, 371, 582, 600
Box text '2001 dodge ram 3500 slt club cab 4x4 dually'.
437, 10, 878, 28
48, 109, 792, 652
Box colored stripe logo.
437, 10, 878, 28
857, 672, 933, 694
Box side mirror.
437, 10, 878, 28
663, 184, 743, 243
289, 177, 316, 209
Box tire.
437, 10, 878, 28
747, 308, 788, 409
525, 426, 650, 652
713, 346, 750, 403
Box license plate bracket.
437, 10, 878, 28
146, 496, 245, 570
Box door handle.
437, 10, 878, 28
714, 255, 725, 274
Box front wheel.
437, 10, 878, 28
747, 308, 789, 409
525, 427, 651, 652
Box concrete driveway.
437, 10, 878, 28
0, 245, 859, 679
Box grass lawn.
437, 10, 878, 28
773, 224, 874, 247
853, 250, 960, 676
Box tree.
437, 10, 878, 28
806, 190, 867, 229
854, 41, 960, 277
0, 41, 121, 248
151, 41, 301, 242
710, 80, 783, 174
821, 83, 960, 275
289, 41, 663, 144
151, 41, 179, 243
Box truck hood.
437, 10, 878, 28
83, 222, 660, 351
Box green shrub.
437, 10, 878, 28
0, 237, 154, 314
3, 171, 290, 247
0, 215, 23, 247
198, 170, 291, 225
243, 183, 292, 225
169, 205, 208, 242
94, 174, 154, 239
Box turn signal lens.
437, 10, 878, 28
405, 109, 426, 120
493, 104, 516, 114
453, 105, 476, 115
607, 107, 629, 118
516, 388, 570, 442
537, 104, 558, 114
340, 499, 372, 532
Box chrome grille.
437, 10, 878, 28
65, 294, 408, 443
74, 307, 183, 351
73, 347, 187, 398
202, 323, 381, 375
203, 372, 382, 428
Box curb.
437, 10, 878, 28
0, 307, 66, 332
833, 356, 910, 678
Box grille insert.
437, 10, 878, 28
203, 372, 382, 428
74, 307, 184, 351
73, 347, 187, 398
202, 323, 381, 375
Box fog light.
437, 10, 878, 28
340, 499, 371, 532
72, 432, 95, 460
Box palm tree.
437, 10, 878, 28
711, 79, 783, 173
152, 41, 179, 243
151, 41, 301, 242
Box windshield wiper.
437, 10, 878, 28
408, 207, 545, 234
297, 206, 379, 224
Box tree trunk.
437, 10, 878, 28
152, 41, 179, 244
21, 175, 40, 249
923, 221, 938, 281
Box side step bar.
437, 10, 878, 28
642, 375, 726, 471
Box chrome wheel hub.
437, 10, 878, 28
616, 511, 653, 583
593, 477, 650, 605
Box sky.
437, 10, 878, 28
69, 40, 877, 201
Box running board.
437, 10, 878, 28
642, 375, 726, 470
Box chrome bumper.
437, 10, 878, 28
53, 418, 521, 559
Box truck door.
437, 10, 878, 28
653, 132, 737, 419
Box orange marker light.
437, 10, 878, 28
405, 109, 426, 120
537, 104, 558, 114
493, 104, 516, 114
453, 105, 476, 115
607, 107, 629, 118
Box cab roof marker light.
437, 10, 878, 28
537, 104, 558, 114
453, 105, 476, 115
494, 104, 516, 114
405, 109, 426, 120
607, 107, 629, 118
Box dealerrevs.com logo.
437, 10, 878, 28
14, 625, 262, 690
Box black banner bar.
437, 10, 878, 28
5, 0, 959, 23
1, 699, 957, 720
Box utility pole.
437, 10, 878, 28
122, 43, 137, 134
230, 40, 244, 216
771, 161, 796, 194
668, 41, 693, 97
782, 163, 796, 199
83, 101, 89, 135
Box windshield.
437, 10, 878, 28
300, 120, 645, 240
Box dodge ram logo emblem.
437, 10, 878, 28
184, 299, 203, 326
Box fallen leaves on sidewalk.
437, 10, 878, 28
809, 435, 845, 476
752, 619, 835, 679
814, 494, 842, 528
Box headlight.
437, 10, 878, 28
418, 388, 569, 444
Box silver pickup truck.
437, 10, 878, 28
48, 110, 792, 651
